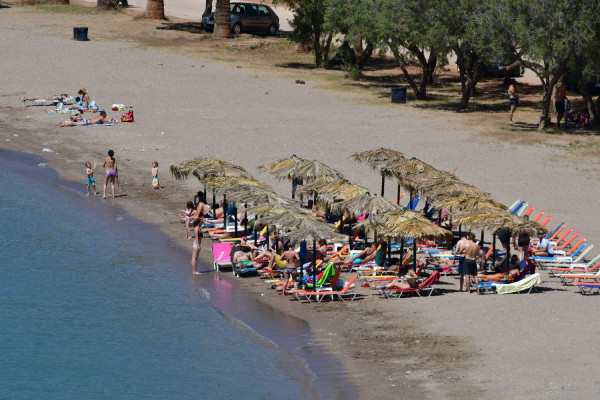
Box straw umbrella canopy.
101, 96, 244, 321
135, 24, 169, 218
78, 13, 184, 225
452, 209, 546, 235
433, 195, 507, 213
246, 203, 309, 216
272, 159, 345, 183
382, 216, 453, 270
329, 192, 402, 216
206, 177, 271, 190
399, 169, 458, 198
317, 179, 370, 204
351, 148, 409, 197
170, 158, 251, 181
258, 155, 306, 174
425, 181, 490, 202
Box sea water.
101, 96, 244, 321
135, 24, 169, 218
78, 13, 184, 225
0, 150, 353, 399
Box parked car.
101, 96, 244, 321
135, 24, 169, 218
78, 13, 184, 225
201, 2, 279, 36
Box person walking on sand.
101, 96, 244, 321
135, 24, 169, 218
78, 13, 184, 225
555, 84, 568, 128
508, 79, 519, 124
151, 161, 160, 189
102, 150, 117, 199
462, 233, 480, 294
85, 161, 97, 196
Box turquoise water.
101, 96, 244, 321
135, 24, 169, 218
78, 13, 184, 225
0, 150, 352, 399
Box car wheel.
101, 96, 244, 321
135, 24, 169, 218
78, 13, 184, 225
232, 23, 242, 35
267, 24, 277, 36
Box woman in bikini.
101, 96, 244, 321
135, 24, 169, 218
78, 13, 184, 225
103, 149, 117, 199
191, 220, 202, 275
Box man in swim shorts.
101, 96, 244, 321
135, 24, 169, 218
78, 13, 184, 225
453, 233, 468, 291
508, 79, 519, 124
555, 84, 567, 128
281, 244, 300, 295
462, 233, 480, 294
60, 111, 116, 127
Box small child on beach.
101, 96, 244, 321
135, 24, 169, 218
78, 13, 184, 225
151, 161, 160, 189
85, 161, 97, 196
180, 201, 195, 239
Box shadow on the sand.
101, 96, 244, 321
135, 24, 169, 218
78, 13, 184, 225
157, 22, 207, 34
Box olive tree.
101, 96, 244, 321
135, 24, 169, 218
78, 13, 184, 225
476, 0, 595, 130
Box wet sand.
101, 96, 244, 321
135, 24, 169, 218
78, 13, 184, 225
2, 5, 600, 399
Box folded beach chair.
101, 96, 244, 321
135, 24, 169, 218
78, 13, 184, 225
379, 271, 440, 298
510, 201, 525, 215
212, 242, 233, 272
495, 273, 542, 294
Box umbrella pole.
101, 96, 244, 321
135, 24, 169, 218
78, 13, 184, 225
312, 239, 317, 292
412, 238, 417, 271
397, 183, 401, 204
387, 241, 391, 265
254, 221, 258, 247
400, 238, 405, 265
299, 240, 305, 288
234, 205, 238, 237
381, 174, 385, 197
506, 230, 511, 281
458, 224, 462, 238
266, 226, 269, 249
244, 203, 248, 236
480, 229, 484, 247
212, 189, 216, 218
223, 195, 227, 230
492, 233, 497, 267
438, 210, 442, 225
203, 184, 207, 204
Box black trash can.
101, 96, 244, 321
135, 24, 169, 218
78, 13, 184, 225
391, 86, 407, 103
73, 27, 88, 41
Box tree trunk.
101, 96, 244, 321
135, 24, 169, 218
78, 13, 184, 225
54, 0, 70, 4
408, 45, 433, 100
321, 32, 333, 65
202, 0, 212, 17
213, 0, 231, 39
581, 91, 600, 128
145, 0, 164, 19
390, 44, 420, 98
356, 42, 373, 70
313, 26, 322, 68
97, 0, 119, 9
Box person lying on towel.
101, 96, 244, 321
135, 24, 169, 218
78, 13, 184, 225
60, 110, 116, 127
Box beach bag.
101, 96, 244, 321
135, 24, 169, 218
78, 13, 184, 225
121, 110, 134, 122
152, 177, 159, 188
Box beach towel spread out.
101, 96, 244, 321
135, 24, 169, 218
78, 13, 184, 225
73, 122, 115, 127
25, 96, 75, 106
495, 273, 542, 294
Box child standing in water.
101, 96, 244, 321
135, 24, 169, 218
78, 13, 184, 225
151, 161, 160, 189
180, 201, 195, 239
85, 161, 97, 196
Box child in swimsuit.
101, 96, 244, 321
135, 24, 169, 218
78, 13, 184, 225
85, 161, 97, 196
180, 201, 195, 239
151, 161, 160, 189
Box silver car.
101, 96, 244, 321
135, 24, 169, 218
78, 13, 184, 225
201, 2, 279, 36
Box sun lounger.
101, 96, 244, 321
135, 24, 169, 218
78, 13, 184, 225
495, 273, 542, 294
571, 282, 600, 295
379, 271, 440, 298
547, 255, 600, 276
308, 274, 358, 302
212, 242, 233, 272
510, 200, 525, 215
293, 268, 342, 302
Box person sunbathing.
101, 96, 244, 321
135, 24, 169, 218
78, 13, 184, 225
423, 255, 456, 271
21, 93, 69, 102
478, 254, 521, 280
60, 111, 116, 127
232, 245, 264, 269
372, 266, 419, 290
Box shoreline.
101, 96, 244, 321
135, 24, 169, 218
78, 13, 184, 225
0, 147, 357, 400
3, 5, 600, 399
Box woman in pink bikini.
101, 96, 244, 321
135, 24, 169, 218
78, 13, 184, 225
103, 150, 117, 199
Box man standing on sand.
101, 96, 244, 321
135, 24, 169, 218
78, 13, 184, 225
555, 84, 568, 128
281, 244, 300, 295
463, 233, 480, 294
508, 79, 519, 124
453, 233, 468, 291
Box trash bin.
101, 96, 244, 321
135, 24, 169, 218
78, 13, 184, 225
73, 27, 88, 41
391, 86, 407, 103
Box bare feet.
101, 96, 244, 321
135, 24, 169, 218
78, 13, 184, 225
101, 196, 106, 199
193, 271, 200, 275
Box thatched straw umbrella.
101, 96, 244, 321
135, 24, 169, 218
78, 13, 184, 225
382, 216, 452, 270
329, 192, 401, 216
170, 158, 250, 181
351, 148, 408, 198
317, 180, 370, 204
259, 156, 344, 199
434, 195, 506, 212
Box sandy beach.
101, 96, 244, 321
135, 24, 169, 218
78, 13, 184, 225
2, 4, 600, 399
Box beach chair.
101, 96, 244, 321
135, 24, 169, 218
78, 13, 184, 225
532, 240, 587, 266
313, 274, 359, 302
212, 242, 233, 272
494, 273, 542, 294
407, 196, 420, 211
547, 255, 600, 276
293, 268, 342, 303
24, 96, 74, 106
571, 282, 600, 295
379, 271, 440, 298
510, 201, 525, 215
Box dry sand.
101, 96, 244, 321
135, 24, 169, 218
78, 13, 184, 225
2, 5, 600, 400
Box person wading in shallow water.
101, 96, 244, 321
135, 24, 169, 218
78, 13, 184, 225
102, 150, 117, 199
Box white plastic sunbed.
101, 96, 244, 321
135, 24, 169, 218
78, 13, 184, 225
24, 96, 75, 106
